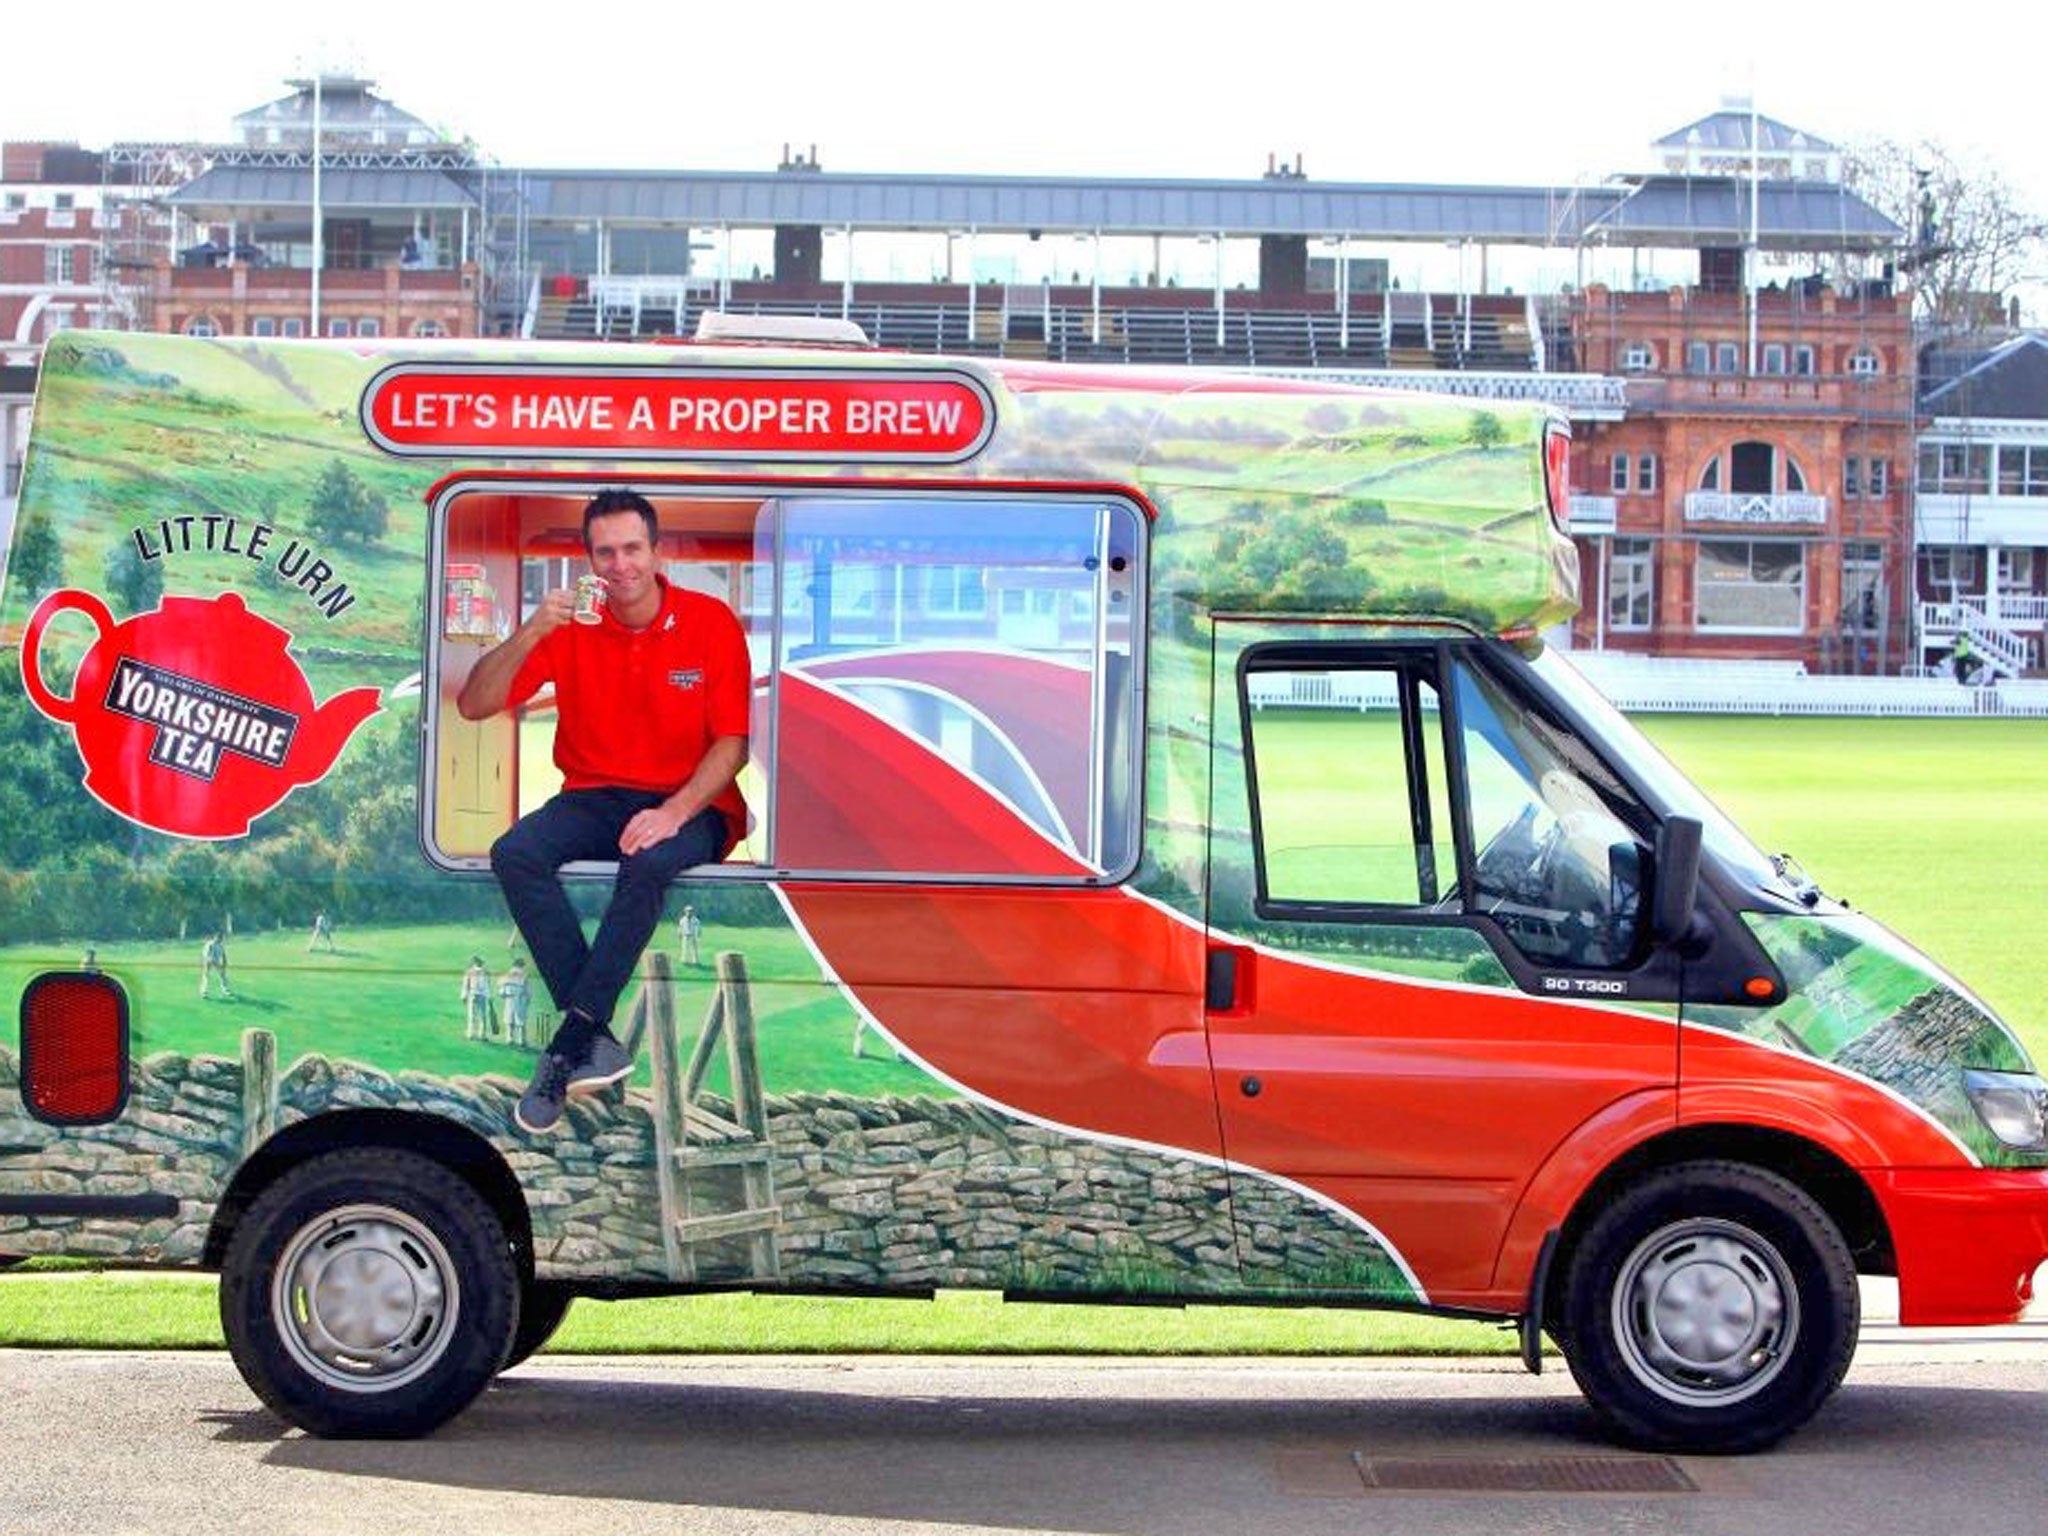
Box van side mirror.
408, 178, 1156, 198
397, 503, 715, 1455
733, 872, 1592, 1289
1652, 816, 1703, 946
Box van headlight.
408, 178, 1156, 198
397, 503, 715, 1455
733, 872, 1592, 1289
1963, 1070, 2048, 1151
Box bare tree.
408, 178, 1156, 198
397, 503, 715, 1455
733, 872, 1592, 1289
1841, 136, 2048, 335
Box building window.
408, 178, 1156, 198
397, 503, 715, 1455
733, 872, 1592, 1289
1848, 349, 1880, 376
1687, 341, 1710, 374
1696, 539, 1806, 633
1610, 452, 1631, 494
1762, 344, 1786, 375
1920, 545, 1980, 592
1636, 454, 1658, 494
52, 193, 74, 212
1842, 541, 1884, 632
920, 564, 988, 617
410, 319, 448, 338
1730, 440, 1775, 494
251, 316, 276, 337
1869, 459, 1888, 497
1997, 549, 2035, 596
2, 193, 23, 212
1996, 445, 2048, 497
1844, 458, 1862, 498
281, 317, 306, 338
44, 246, 75, 284
182, 314, 220, 338
1920, 443, 1993, 495
1792, 345, 1816, 376
327, 318, 352, 338
1716, 342, 1739, 373
1698, 456, 1721, 492
1621, 342, 1654, 371
357, 317, 382, 337
1608, 537, 1654, 631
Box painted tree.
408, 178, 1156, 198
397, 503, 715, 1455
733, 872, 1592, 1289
9, 509, 63, 601
306, 459, 390, 544
103, 535, 165, 616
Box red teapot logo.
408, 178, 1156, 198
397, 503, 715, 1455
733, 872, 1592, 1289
21, 588, 381, 839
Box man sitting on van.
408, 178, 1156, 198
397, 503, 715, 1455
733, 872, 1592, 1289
457, 488, 750, 1134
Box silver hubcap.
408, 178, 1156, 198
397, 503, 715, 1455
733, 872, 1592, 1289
1611, 1218, 1799, 1405
271, 1204, 460, 1394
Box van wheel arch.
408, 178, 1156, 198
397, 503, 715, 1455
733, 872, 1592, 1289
205, 1109, 534, 1279
1541, 1124, 1893, 1338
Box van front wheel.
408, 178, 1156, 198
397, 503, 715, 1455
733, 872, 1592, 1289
1559, 1161, 1858, 1454
220, 1148, 519, 1438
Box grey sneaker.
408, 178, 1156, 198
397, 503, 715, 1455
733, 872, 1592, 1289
516, 1051, 574, 1134
567, 1030, 634, 1096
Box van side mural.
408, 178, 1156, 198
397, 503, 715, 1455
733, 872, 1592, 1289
1687, 913, 2046, 1169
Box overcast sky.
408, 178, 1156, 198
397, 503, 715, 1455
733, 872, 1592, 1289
8, 0, 2045, 210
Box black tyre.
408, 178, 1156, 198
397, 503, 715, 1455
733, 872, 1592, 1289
503, 1280, 575, 1370
220, 1148, 519, 1438
1559, 1160, 1858, 1454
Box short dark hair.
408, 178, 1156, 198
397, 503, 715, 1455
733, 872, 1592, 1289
582, 488, 659, 551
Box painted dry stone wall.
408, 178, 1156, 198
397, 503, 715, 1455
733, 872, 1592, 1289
1, 1045, 1412, 1301
0, 1048, 238, 1263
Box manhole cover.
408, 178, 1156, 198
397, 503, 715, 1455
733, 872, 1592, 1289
1355, 1454, 1697, 1495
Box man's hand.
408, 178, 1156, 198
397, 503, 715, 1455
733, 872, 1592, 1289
523, 588, 576, 640
620, 802, 690, 856
456, 589, 576, 721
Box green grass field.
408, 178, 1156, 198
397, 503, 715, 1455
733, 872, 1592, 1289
1633, 715, 2048, 1058
0, 1270, 1517, 1356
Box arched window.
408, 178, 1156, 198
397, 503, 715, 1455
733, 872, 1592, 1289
1727, 440, 1807, 496
183, 314, 220, 338
409, 319, 448, 338
1848, 349, 1881, 376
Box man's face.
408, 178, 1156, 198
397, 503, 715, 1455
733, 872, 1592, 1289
586, 510, 657, 607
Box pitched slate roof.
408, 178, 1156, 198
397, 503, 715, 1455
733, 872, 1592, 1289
1582, 177, 1899, 248
167, 166, 475, 210
1921, 334, 2048, 418
1654, 110, 1838, 155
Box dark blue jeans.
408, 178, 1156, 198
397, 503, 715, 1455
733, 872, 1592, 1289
489, 789, 725, 1033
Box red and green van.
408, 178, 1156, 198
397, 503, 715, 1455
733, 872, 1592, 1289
2, 329, 2043, 1452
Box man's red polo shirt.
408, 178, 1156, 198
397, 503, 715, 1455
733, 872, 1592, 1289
507, 578, 750, 847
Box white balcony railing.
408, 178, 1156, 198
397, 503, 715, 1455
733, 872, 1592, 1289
1307, 369, 1628, 417
1921, 595, 2048, 632
1684, 491, 1830, 526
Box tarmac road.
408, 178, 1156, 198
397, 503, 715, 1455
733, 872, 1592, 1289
1, 1286, 2044, 1536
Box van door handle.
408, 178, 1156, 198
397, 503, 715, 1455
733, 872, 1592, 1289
1206, 944, 1254, 1014
1205, 948, 1237, 1010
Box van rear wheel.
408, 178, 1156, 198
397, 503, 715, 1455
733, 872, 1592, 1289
220, 1148, 519, 1438
1559, 1161, 1858, 1454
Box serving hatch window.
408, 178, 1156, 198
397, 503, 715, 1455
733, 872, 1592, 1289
426, 486, 1144, 884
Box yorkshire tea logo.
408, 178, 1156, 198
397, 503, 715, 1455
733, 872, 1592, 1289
103, 657, 298, 781
20, 588, 381, 840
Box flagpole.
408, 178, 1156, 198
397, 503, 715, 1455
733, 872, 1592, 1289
310, 72, 324, 335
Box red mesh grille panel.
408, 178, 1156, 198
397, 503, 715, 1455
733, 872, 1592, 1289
21, 973, 128, 1125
